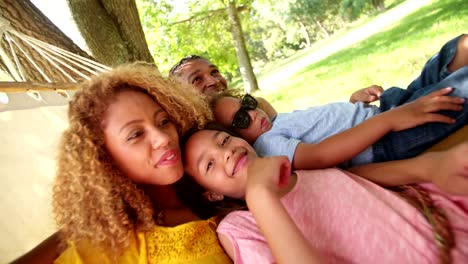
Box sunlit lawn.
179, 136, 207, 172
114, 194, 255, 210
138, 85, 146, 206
251, 0, 468, 112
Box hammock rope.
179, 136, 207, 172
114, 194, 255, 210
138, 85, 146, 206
0, 15, 111, 94
0, 16, 112, 110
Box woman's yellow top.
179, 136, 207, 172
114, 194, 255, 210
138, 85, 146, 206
54, 217, 232, 264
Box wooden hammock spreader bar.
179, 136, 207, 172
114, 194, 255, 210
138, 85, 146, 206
0, 82, 79, 93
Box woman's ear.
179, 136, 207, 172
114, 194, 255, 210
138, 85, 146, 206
203, 191, 224, 202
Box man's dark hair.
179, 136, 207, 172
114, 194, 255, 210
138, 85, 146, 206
169, 55, 209, 76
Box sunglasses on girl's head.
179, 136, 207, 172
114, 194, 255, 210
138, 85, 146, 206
231, 94, 258, 129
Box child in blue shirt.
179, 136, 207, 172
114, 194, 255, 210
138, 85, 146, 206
210, 34, 468, 169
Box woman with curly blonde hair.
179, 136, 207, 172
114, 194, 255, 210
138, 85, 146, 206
14, 63, 234, 263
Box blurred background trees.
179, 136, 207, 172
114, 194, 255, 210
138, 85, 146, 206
137, 0, 390, 87
1, 0, 391, 90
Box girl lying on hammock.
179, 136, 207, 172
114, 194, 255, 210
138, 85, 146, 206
184, 124, 468, 263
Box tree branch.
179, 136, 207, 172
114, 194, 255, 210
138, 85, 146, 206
170, 5, 246, 25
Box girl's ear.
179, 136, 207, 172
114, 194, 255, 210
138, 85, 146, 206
203, 191, 224, 202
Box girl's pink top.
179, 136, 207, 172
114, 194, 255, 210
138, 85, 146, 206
217, 168, 468, 263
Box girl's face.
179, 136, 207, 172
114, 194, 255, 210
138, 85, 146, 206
184, 129, 257, 199
213, 96, 272, 144
177, 59, 227, 94
103, 90, 183, 185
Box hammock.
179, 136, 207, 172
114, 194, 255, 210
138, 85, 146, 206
0, 15, 111, 112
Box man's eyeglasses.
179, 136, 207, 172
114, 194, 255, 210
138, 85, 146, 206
231, 94, 257, 129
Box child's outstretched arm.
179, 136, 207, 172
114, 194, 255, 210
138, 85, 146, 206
348, 142, 468, 195
245, 156, 322, 264
293, 87, 465, 170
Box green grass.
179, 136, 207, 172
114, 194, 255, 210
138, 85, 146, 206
252, 0, 468, 112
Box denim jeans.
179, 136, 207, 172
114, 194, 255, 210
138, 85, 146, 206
373, 34, 468, 162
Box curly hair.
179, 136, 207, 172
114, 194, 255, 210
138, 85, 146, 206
52, 62, 213, 256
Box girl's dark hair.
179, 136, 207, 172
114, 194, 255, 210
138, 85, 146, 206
175, 122, 246, 219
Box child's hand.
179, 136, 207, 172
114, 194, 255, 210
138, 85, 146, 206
385, 87, 465, 131
428, 142, 468, 196
349, 85, 384, 103
245, 156, 292, 198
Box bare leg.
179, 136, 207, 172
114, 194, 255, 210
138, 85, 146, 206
448, 34, 468, 72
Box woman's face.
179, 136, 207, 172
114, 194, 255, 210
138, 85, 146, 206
184, 129, 257, 199
102, 90, 183, 185
177, 59, 227, 94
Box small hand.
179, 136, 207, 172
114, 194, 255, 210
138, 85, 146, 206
385, 87, 465, 131
349, 85, 384, 103
245, 156, 292, 198
428, 142, 468, 195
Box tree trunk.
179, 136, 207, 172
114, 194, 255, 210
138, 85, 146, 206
298, 21, 311, 48
372, 0, 386, 11
0, 0, 94, 82
226, 0, 258, 93
67, 0, 157, 69
314, 20, 330, 39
